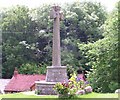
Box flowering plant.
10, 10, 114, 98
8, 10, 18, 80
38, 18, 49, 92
54, 72, 92, 98
54, 82, 69, 95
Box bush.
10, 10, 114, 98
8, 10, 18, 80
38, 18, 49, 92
18, 63, 46, 75
108, 81, 119, 92
54, 73, 92, 98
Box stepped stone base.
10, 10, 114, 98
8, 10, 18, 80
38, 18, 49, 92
35, 66, 68, 95
35, 81, 57, 95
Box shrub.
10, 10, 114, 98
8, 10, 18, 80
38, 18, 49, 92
54, 82, 69, 95
54, 73, 92, 98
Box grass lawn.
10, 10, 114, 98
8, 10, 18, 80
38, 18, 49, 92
0, 93, 57, 99
78, 92, 118, 98
0, 92, 118, 99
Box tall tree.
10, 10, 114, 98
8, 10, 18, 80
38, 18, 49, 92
31, 5, 53, 65
61, 2, 107, 68
78, 3, 119, 92
2, 6, 38, 78
1, 2, 107, 78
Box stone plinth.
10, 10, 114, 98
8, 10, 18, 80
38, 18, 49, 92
36, 66, 68, 95
46, 66, 68, 82
35, 81, 57, 95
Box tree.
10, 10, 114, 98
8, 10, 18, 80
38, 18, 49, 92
30, 5, 53, 66
1, 2, 107, 78
60, 1, 107, 70
2, 6, 38, 78
18, 63, 46, 75
33, 2, 107, 69
62, 1, 107, 42
78, 3, 119, 92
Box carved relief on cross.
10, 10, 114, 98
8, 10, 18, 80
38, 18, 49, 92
50, 5, 63, 20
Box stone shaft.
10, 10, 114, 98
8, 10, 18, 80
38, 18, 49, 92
35, 6, 68, 95
52, 6, 61, 66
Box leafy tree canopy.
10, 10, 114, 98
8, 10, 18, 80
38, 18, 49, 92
78, 3, 119, 92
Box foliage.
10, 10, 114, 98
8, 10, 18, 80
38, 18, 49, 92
35, 90, 41, 95
54, 82, 69, 95
61, 1, 107, 71
66, 65, 76, 79
54, 73, 92, 98
31, 4, 53, 65
63, 1, 106, 42
1, 2, 107, 78
78, 4, 119, 93
2, 6, 38, 78
18, 63, 46, 75
32, 1, 107, 70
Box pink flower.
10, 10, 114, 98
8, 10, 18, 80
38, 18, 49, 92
84, 86, 92, 93
76, 90, 85, 95
81, 85, 84, 89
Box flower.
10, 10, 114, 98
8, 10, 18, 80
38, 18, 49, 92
54, 82, 69, 95
84, 86, 92, 93
76, 77, 81, 82
76, 90, 85, 95
54, 73, 92, 98
85, 81, 89, 85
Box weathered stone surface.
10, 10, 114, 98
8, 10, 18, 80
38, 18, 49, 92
46, 66, 68, 82
52, 6, 61, 66
36, 5, 68, 95
35, 81, 57, 95
36, 66, 68, 95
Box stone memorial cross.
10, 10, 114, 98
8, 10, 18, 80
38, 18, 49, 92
50, 6, 63, 66
35, 6, 67, 95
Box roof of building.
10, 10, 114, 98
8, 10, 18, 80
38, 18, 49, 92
4, 74, 46, 92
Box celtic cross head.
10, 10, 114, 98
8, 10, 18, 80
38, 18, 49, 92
50, 5, 63, 20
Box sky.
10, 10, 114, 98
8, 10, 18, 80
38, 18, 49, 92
0, 0, 118, 12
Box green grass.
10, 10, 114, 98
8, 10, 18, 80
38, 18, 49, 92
0, 93, 57, 99
78, 92, 118, 98
0, 92, 118, 99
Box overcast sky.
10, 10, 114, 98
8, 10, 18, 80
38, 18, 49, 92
0, 0, 118, 12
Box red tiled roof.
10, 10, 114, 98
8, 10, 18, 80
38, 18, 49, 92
4, 74, 45, 92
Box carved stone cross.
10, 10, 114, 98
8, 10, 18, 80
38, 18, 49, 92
50, 6, 63, 66
35, 6, 68, 95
